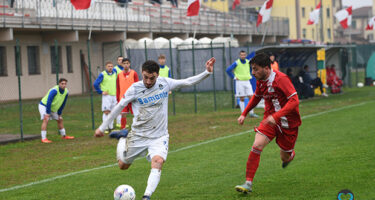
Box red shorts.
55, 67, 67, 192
121, 103, 133, 114
254, 122, 298, 152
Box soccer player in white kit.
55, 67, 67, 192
94, 58, 216, 200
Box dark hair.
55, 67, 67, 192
303, 65, 309, 70
239, 50, 246, 54
142, 60, 160, 74
122, 58, 131, 63
250, 52, 271, 68
59, 78, 68, 83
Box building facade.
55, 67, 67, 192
271, 0, 334, 43
201, 0, 229, 12
0, 0, 289, 101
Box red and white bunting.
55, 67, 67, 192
256, 0, 273, 27
187, 0, 200, 16
232, 0, 240, 10
335, 6, 352, 29
70, 0, 95, 10
307, 1, 321, 25
366, 16, 375, 30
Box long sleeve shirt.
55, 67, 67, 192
242, 70, 301, 129
99, 70, 212, 137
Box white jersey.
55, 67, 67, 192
99, 70, 212, 138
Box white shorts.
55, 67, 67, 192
102, 95, 117, 112
117, 133, 169, 164
38, 104, 59, 120
235, 80, 254, 97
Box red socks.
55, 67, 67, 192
121, 116, 127, 129
246, 146, 262, 181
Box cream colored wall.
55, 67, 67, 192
271, 0, 334, 43
298, 0, 334, 42
271, 0, 297, 39
0, 32, 103, 101
299, 0, 316, 40
323, 1, 334, 42
202, 0, 229, 12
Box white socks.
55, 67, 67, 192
42, 129, 66, 139
144, 168, 161, 197
240, 100, 255, 115
116, 114, 122, 125
59, 128, 66, 136
41, 131, 47, 140
116, 137, 127, 163
239, 101, 245, 113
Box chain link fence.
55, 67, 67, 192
1, 40, 373, 141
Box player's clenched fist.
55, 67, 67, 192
238, 115, 246, 125
205, 57, 216, 72
94, 128, 104, 137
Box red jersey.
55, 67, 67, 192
116, 69, 139, 102
244, 70, 301, 129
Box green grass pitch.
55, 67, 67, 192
0, 87, 374, 199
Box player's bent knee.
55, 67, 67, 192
103, 110, 110, 115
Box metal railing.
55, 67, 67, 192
0, 0, 289, 36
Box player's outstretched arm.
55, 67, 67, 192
168, 57, 216, 90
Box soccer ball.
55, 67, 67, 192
357, 82, 364, 88
114, 185, 136, 200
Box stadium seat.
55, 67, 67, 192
133, 2, 144, 6
5, 0, 252, 32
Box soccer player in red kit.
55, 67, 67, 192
235, 52, 301, 194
